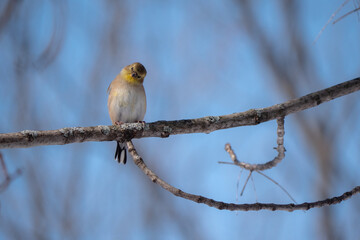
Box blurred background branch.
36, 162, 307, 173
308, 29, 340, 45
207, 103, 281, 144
0, 153, 21, 192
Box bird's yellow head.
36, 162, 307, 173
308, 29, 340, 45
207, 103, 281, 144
120, 62, 147, 85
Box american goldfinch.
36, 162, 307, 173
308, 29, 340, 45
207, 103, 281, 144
107, 62, 147, 164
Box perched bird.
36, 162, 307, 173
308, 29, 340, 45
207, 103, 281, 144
107, 62, 147, 164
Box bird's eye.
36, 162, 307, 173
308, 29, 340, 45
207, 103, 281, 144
137, 75, 141, 78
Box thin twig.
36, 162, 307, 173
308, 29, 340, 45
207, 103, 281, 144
218, 161, 235, 165
222, 118, 296, 203
224, 117, 285, 171
256, 170, 297, 204
250, 174, 258, 202
240, 171, 252, 196
333, 6, 360, 24
313, 0, 350, 44
236, 169, 243, 203
127, 140, 360, 211
219, 160, 296, 203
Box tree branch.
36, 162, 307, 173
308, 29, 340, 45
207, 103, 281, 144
126, 140, 360, 211
220, 117, 285, 171
1, 77, 359, 149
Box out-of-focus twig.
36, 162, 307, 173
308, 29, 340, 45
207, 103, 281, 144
0, 0, 21, 35
34, 1, 66, 70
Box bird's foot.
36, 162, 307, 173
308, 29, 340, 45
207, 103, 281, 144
115, 121, 124, 125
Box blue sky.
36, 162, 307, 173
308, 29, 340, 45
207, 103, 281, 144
0, 0, 360, 239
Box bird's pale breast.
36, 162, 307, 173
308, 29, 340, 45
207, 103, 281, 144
108, 83, 146, 124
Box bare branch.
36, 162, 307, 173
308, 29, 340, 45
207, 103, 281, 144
126, 140, 360, 211
223, 117, 285, 171
0, 78, 359, 149
221, 117, 296, 203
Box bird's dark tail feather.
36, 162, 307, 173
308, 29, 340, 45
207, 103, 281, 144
115, 141, 127, 164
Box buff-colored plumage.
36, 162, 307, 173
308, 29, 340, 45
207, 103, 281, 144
107, 62, 147, 164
